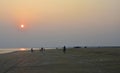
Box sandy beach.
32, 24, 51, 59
0, 48, 120, 73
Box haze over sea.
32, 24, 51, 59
0, 0, 120, 48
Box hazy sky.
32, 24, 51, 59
0, 0, 120, 48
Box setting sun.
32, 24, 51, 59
21, 24, 24, 28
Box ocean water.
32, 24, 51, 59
0, 48, 55, 54
0, 48, 28, 54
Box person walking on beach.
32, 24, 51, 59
63, 46, 66, 54
31, 48, 33, 53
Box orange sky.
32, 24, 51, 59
0, 0, 119, 23
0, 0, 120, 47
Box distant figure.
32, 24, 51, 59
56, 47, 58, 50
40, 47, 45, 54
63, 46, 66, 54
31, 48, 33, 53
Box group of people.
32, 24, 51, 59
30, 46, 67, 54
31, 47, 45, 53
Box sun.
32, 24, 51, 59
21, 24, 24, 28
18, 24, 26, 32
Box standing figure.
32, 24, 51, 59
63, 46, 66, 54
40, 47, 45, 54
31, 48, 33, 53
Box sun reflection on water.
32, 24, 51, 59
19, 48, 27, 51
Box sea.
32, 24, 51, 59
0, 48, 55, 54
0, 48, 29, 54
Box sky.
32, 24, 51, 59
0, 0, 120, 48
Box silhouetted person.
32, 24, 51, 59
41, 47, 44, 51
31, 48, 33, 53
63, 46, 66, 54
40, 47, 45, 54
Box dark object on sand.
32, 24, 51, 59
84, 46, 87, 48
73, 46, 81, 48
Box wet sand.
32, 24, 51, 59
0, 48, 120, 73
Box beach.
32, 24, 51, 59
0, 48, 120, 73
